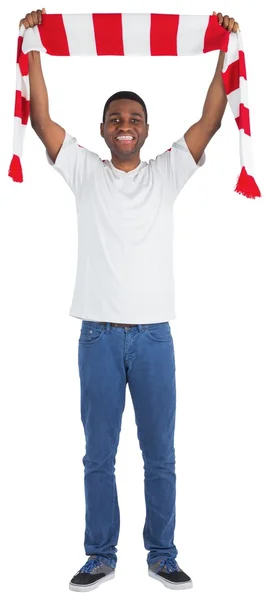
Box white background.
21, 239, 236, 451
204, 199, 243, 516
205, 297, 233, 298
1, 1, 269, 599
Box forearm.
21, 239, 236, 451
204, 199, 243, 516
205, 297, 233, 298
201, 50, 227, 131
28, 51, 50, 126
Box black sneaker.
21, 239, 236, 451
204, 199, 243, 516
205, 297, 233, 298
69, 555, 115, 592
148, 557, 193, 590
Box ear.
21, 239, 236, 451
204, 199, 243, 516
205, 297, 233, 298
100, 123, 104, 137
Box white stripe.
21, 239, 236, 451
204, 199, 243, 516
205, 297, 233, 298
227, 77, 249, 118
239, 129, 254, 176
13, 117, 26, 157
16, 63, 22, 92
177, 15, 209, 55
223, 31, 238, 71
122, 13, 151, 55
21, 23, 47, 54
236, 30, 244, 52
62, 14, 96, 55
16, 65, 30, 101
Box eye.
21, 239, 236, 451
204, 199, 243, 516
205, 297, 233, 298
111, 118, 139, 122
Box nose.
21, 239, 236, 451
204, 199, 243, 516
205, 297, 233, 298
117, 123, 133, 130
116, 129, 135, 136
117, 130, 134, 134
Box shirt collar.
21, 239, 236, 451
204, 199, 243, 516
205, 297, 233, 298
108, 159, 144, 177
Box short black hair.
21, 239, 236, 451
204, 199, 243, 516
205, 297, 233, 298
102, 91, 148, 124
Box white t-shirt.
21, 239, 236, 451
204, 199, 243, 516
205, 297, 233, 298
46, 131, 205, 324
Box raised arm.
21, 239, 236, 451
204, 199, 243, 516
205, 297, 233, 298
28, 49, 65, 163
20, 9, 65, 163
184, 12, 240, 164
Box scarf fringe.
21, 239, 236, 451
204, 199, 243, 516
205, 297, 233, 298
235, 166, 261, 199
8, 154, 23, 183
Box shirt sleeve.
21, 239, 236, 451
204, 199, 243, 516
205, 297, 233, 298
46, 131, 100, 195
152, 134, 206, 198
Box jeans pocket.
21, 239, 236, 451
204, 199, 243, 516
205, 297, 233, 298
79, 327, 105, 345
146, 323, 172, 343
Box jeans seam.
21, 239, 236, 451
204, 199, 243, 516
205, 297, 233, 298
108, 444, 117, 549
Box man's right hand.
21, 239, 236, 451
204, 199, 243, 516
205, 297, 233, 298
19, 8, 46, 29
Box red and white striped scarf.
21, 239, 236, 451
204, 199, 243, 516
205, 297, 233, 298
9, 13, 261, 198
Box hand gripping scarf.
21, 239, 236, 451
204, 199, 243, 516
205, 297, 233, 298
9, 13, 261, 199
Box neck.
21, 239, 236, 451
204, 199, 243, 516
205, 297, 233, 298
111, 153, 141, 173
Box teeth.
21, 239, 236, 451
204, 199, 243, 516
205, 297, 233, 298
117, 136, 133, 140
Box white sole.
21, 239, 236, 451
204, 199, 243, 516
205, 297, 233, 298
69, 571, 115, 592
148, 568, 193, 590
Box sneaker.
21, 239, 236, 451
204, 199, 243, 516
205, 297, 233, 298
148, 557, 193, 590
69, 555, 115, 592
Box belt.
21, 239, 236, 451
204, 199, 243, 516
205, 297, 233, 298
99, 322, 140, 329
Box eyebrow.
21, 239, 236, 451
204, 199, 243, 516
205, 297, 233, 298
108, 111, 144, 118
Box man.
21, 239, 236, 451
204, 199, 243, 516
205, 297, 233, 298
21, 7, 239, 592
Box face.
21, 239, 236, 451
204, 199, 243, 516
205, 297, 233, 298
100, 99, 149, 159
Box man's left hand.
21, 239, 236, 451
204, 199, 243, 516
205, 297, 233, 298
213, 11, 240, 32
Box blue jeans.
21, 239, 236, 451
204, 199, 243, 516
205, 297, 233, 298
78, 320, 178, 569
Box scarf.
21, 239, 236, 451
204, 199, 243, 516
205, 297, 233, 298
8, 13, 261, 199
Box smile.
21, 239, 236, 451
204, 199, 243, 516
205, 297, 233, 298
115, 139, 135, 144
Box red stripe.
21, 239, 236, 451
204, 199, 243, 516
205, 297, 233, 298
150, 14, 179, 55
93, 14, 124, 55
38, 14, 70, 55
222, 52, 247, 95
16, 35, 22, 63
17, 35, 29, 76
14, 89, 30, 125
235, 103, 251, 136
239, 50, 247, 79
204, 15, 229, 53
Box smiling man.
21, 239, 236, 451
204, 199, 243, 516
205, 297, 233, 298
100, 98, 149, 172
21, 5, 239, 593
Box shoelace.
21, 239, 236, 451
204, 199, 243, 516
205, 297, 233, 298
159, 557, 180, 573
80, 556, 102, 573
